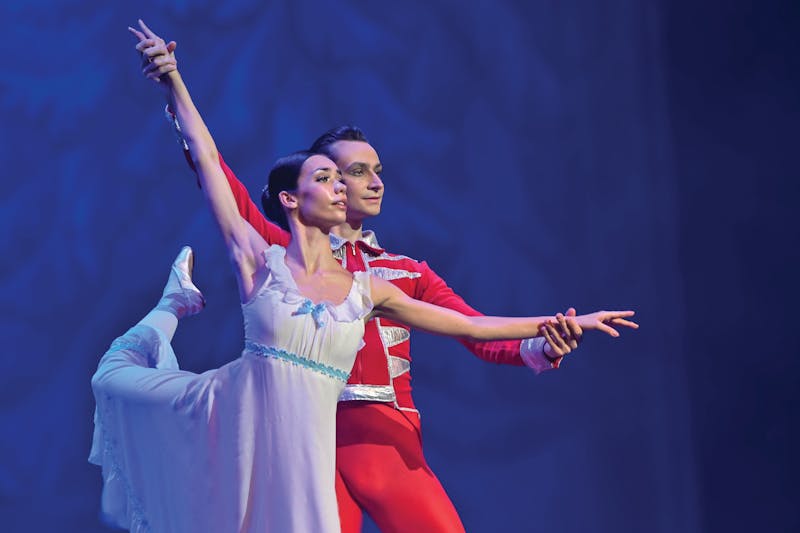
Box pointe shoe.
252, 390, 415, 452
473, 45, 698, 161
158, 245, 206, 318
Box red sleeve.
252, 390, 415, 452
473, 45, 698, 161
414, 261, 524, 366
182, 148, 290, 246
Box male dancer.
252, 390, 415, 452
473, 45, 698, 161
221, 128, 581, 532
134, 22, 585, 532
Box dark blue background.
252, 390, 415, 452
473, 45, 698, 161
1, 1, 796, 531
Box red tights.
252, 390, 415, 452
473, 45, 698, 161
335, 402, 465, 533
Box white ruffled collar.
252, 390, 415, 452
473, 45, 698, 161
263, 245, 373, 323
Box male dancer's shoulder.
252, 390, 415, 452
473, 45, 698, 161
368, 249, 421, 264
364, 249, 426, 283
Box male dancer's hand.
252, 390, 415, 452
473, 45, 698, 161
128, 19, 178, 87
540, 308, 583, 359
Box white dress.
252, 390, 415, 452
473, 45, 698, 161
89, 245, 372, 532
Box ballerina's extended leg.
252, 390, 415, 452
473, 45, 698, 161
138, 245, 206, 341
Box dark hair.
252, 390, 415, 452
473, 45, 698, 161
261, 150, 317, 231
309, 125, 369, 161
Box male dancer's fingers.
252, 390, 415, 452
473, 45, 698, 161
564, 307, 582, 346
555, 313, 578, 349
144, 41, 177, 59
142, 62, 161, 77
550, 323, 572, 353
142, 63, 167, 79
542, 323, 569, 355
143, 63, 175, 81
565, 311, 583, 336
139, 45, 173, 72
540, 325, 559, 356
142, 43, 169, 59
546, 323, 568, 352
567, 320, 581, 348
135, 39, 157, 52
143, 67, 172, 82
134, 39, 160, 66
143, 55, 174, 68
564, 321, 579, 349
555, 312, 567, 334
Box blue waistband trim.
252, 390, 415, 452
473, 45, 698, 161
244, 341, 351, 383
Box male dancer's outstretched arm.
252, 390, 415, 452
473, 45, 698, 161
414, 261, 580, 367
369, 277, 635, 341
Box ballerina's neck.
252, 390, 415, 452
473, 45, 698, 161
284, 234, 338, 275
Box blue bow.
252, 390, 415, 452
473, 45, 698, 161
293, 299, 327, 328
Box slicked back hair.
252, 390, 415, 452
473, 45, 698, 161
309, 125, 369, 161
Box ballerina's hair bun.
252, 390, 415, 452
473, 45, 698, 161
261, 150, 317, 231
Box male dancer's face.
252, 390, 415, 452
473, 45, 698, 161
326, 141, 384, 224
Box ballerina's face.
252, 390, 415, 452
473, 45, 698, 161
292, 154, 348, 230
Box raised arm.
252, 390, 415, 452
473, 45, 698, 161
371, 276, 637, 342
131, 20, 264, 300
133, 24, 290, 247
163, 107, 291, 247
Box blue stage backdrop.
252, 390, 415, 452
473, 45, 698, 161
1, 1, 796, 532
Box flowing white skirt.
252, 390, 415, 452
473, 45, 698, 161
89, 324, 342, 533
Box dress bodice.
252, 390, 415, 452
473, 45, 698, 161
242, 245, 373, 382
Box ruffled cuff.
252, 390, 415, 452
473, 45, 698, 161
520, 337, 560, 375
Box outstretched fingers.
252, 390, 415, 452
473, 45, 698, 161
602, 311, 637, 330
138, 19, 159, 40
610, 317, 639, 329
577, 309, 637, 338
596, 322, 620, 338
600, 310, 638, 336
132, 20, 169, 57
128, 26, 146, 42
128, 19, 177, 84
607, 310, 635, 318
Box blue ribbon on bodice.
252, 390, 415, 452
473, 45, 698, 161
293, 299, 327, 328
